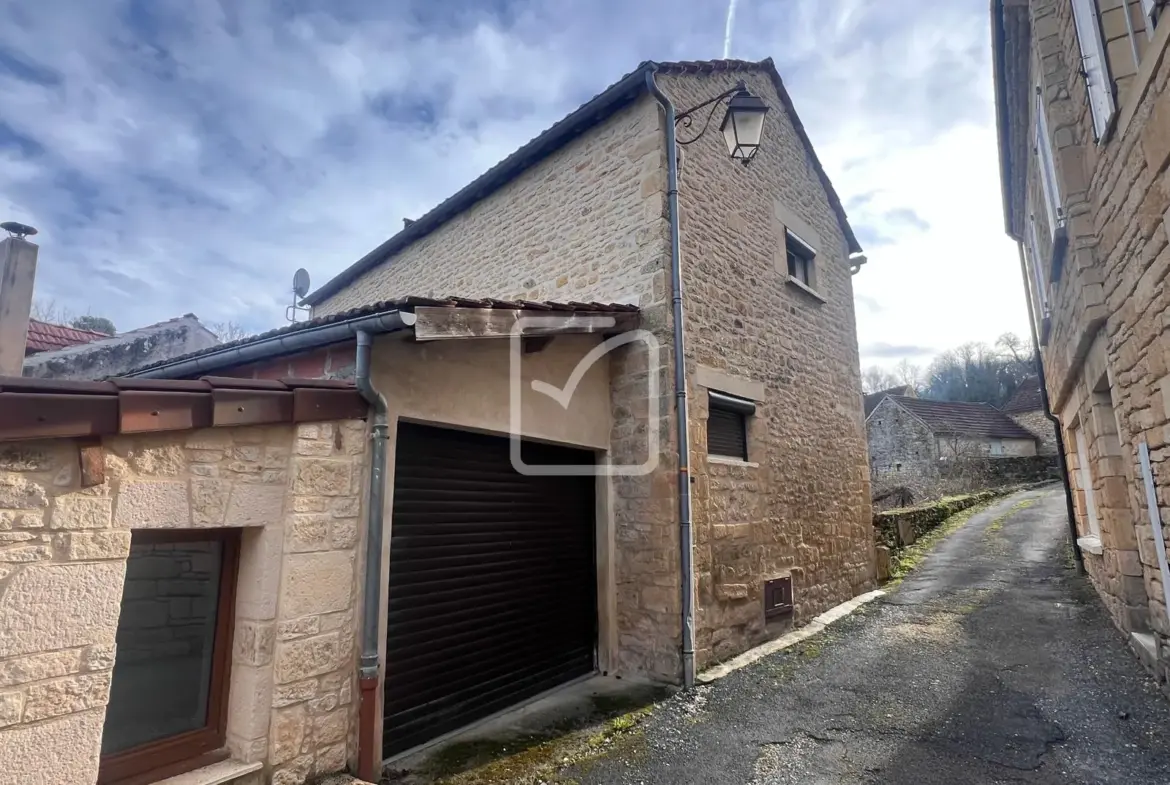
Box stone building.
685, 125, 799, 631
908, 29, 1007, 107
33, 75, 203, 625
21, 56, 878, 783
867, 395, 1040, 501
22, 315, 219, 380
1001, 376, 1060, 454
992, 0, 1170, 682
0, 378, 370, 785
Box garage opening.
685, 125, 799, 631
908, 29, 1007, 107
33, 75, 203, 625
383, 422, 598, 757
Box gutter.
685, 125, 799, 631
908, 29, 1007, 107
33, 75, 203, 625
645, 67, 697, 688
354, 330, 390, 781
1016, 242, 1084, 573
127, 309, 416, 379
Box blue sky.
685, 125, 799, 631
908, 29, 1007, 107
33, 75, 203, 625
0, 0, 1026, 369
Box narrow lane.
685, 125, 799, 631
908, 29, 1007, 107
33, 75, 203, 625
573, 488, 1170, 784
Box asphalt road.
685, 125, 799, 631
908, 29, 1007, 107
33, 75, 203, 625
571, 488, 1170, 784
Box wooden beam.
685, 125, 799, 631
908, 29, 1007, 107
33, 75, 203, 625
0, 393, 119, 442
411, 306, 639, 341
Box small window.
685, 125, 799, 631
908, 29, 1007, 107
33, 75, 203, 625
989, 440, 1005, 456
99, 529, 240, 785
1034, 85, 1063, 239
1141, 0, 1160, 36
764, 576, 794, 619
708, 391, 755, 461
785, 230, 816, 288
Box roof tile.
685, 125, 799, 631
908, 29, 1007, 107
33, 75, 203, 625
887, 396, 1038, 440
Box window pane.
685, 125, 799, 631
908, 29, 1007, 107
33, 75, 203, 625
708, 406, 748, 460
101, 539, 224, 755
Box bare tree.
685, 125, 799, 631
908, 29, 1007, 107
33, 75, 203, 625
30, 299, 77, 326
893, 358, 922, 392
996, 332, 1025, 363
71, 315, 116, 336
207, 321, 252, 343
861, 366, 900, 394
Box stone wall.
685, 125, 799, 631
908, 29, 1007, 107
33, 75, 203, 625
867, 396, 940, 502
1009, 409, 1060, 455
0, 420, 368, 785
1024, 0, 1170, 683
655, 68, 875, 669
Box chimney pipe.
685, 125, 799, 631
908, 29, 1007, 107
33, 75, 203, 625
0, 222, 39, 376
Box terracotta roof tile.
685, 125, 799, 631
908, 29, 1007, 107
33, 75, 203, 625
1001, 377, 1043, 414
24, 319, 109, 353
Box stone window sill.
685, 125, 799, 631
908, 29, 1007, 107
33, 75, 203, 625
785, 276, 826, 303
707, 455, 760, 468
153, 759, 262, 785
1076, 535, 1103, 556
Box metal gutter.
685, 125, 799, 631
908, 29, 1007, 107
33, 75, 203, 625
645, 67, 697, 688
127, 310, 416, 379
1016, 241, 1083, 573
354, 330, 389, 781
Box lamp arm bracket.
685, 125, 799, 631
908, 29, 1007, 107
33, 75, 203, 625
674, 80, 746, 146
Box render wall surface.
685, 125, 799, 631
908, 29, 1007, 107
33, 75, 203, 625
0, 422, 368, 785
1025, 0, 1170, 683
654, 69, 874, 668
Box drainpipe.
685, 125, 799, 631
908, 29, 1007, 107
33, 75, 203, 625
645, 67, 697, 688
354, 329, 389, 781
1016, 242, 1084, 573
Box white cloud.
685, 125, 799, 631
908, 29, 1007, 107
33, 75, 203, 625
0, 0, 1027, 371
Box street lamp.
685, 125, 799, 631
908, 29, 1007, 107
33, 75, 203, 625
676, 80, 769, 164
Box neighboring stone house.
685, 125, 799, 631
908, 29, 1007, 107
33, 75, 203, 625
3, 57, 875, 784
867, 396, 1040, 500
1001, 376, 1059, 455
992, 0, 1170, 683
22, 315, 219, 380
863, 384, 915, 418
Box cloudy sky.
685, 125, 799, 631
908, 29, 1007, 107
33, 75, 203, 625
0, 0, 1028, 370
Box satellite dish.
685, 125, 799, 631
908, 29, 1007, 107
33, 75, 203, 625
292, 268, 311, 298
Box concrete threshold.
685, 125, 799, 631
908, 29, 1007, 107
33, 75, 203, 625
697, 589, 886, 684
384, 672, 668, 768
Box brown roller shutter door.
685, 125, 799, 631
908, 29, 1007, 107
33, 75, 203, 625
383, 422, 597, 756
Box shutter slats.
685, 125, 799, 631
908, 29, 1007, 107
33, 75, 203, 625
708, 404, 748, 460
383, 423, 596, 757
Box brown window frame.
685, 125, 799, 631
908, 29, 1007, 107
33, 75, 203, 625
98, 528, 241, 785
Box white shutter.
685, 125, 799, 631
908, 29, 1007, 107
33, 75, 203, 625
1035, 86, 1063, 237
1071, 0, 1117, 140
1140, 0, 1159, 36
1027, 214, 1050, 316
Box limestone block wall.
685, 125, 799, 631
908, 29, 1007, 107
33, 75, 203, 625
0, 420, 368, 785
1026, 0, 1170, 683
654, 68, 875, 668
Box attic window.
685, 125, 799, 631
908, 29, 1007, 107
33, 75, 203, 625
785, 230, 816, 288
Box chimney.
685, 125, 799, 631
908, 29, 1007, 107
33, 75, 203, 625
403, 218, 415, 229
0, 222, 39, 376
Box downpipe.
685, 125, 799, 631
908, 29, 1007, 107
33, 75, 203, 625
646, 67, 697, 688
355, 330, 390, 780
1015, 242, 1084, 573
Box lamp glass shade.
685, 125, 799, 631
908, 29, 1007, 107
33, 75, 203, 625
719, 91, 769, 161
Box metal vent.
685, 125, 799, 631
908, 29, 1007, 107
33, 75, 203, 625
764, 576, 794, 620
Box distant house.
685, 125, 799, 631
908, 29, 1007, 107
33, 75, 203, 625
22, 314, 218, 380
1001, 377, 1057, 455
863, 385, 915, 418
867, 396, 1040, 498
23, 319, 109, 355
